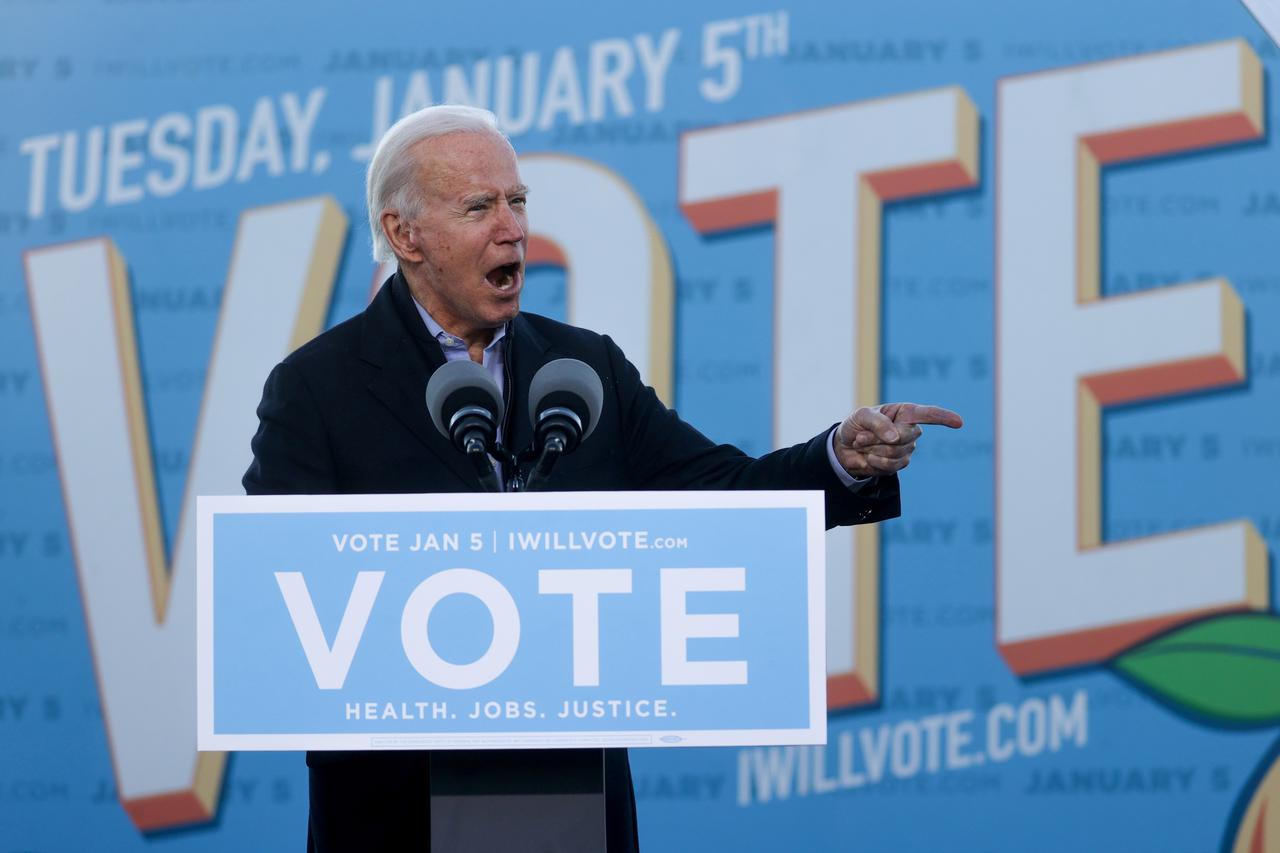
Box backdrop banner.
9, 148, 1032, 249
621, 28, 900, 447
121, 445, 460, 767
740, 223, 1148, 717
2, 1, 1279, 850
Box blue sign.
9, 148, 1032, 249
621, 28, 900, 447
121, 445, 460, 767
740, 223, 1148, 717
197, 491, 825, 750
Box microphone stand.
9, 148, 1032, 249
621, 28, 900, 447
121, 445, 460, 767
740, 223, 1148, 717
451, 406, 502, 493
465, 443, 502, 493
523, 406, 581, 492
522, 437, 563, 492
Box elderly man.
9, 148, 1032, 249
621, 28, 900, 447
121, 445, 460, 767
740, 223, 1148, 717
244, 104, 960, 851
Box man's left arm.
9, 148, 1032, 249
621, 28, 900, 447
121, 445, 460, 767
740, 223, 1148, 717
600, 335, 960, 527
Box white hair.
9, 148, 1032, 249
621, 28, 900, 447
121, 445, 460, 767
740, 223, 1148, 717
365, 104, 511, 262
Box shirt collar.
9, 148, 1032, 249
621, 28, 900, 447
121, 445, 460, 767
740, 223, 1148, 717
412, 297, 507, 354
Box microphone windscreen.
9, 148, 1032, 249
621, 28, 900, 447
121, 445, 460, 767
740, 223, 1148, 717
425, 360, 504, 438
528, 358, 604, 441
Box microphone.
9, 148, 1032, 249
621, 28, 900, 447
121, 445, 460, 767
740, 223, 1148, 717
424, 360, 505, 492
524, 359, 603, 491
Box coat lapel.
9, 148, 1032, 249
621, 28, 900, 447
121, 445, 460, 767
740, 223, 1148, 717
358, 273, 480, 490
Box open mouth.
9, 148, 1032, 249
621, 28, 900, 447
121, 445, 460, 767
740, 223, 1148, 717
486, 262, 522, 290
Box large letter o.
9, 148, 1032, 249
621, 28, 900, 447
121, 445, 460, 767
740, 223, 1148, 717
400, 569, 521, 689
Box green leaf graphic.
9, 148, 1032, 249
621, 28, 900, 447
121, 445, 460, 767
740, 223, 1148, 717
1112, 613, 1280, 726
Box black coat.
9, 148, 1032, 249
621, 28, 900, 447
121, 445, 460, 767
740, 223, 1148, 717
243, 272, 901, 851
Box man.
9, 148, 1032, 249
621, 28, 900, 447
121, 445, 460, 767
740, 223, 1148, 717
244, 104, 961, 851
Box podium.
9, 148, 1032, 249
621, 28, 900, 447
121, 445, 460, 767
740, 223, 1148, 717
429, 749, 606, 851
197, 491, 825, 850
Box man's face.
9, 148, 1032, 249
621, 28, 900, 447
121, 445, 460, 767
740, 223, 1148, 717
399, 131, 528, 341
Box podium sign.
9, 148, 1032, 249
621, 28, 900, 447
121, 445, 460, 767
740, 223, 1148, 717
197, 491, 826, 751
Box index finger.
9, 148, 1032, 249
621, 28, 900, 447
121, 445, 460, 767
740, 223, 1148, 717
894, 403, 964, 429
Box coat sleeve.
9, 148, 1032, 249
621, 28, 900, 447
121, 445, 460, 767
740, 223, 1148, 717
602, 335, 900, 528
242, 360, 341, 496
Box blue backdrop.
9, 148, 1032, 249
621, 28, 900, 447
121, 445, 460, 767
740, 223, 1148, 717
2, 1, 1279, 850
